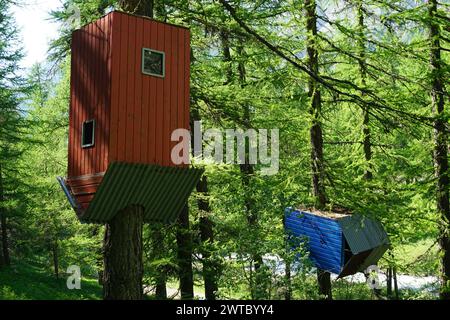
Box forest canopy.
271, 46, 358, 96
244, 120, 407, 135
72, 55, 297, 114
0, 0, 449, 301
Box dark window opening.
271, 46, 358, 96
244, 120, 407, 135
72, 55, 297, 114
142, 48, 165, 77
82, 120, 95, 148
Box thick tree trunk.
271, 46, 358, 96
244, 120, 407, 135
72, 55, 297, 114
103, 205, 144, 300
176, 204, 194, 299
197, 175, 218, 300
428, 0, 450, 300
0, 165, 10, 267
305, 0, 331, 300
119, 0, 154, 17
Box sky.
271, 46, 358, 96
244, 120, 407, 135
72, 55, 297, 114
11, 0, 62, 70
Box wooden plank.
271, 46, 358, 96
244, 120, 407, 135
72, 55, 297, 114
163, 24, 172, 166
155, 22, 164, 165
134, 17, 144, 163
92, 19, 100, 175
102, 14, 111, 172
68, 31, 78, 177
170, 26, 179, 167
184, 29, 191, 162
71, 184, 101, 196
97, 16, 105, 174
141, 18, 150, 163
109, 12, 121, 163
149, 21, 158, 163
67, 173, 105, 186
177, 28, 185, 164
125, 15, 136, 162
80, 27, 88, 176
117, 13, 129, 162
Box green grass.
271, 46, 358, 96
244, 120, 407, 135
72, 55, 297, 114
392, 238, 439, 276
0, 261, 102, 300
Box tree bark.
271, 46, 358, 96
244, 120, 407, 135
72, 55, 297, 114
386, 268, 392, 298
119, 0, 154, 17
306, 0, 327, 209
237, 43, 266, 299
428, 0, 450, 300
393, 266, 399, 300
0, 164, 10, 267
197, 175, 218, 300
176, 204, 194, 299
103, 205, 144, 300
152, 228, 167, 299
317, 269, 332, 299
357, 1, 373, 180
282, 217, 292, 300
305, 0, 331, 300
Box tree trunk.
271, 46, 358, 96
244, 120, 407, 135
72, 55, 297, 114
197, 175, 218, 300
176, 204, 194, 299
119, 0, 154, 17
53, 239, 59, 279
152, 228, 167, 299
305, 0, 331, 300
317, 269, 332, 299
285, 258, 292, 300
0, 165, 10, 267
357, 0, 373, 180
237, 43, 266, 299
386, 268, 392, 299
103, 205, 144, 300
393, 266, 399, 300
428, 0, 450, 300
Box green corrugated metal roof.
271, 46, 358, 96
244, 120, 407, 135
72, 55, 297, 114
358, 243, 390, 272
79, 162, 204, 224
337, 214, 390, 254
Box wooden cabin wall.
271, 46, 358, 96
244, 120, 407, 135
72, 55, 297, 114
68, 13, 113, 179
108, 12, 190, 167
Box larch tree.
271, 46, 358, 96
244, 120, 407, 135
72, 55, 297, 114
427, 0, 450, 300
304, 0, 331, 300
0, 0, 27, 268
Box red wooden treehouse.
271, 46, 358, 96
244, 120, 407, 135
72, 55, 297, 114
58, 11, 203, 224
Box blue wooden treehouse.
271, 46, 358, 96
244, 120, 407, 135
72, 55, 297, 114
284, 208, 390, 278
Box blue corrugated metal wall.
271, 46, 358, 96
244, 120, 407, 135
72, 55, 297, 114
284, 209, 344, 274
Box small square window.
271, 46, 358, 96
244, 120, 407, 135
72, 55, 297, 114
142, 48, 165, 77
81, 120, 95, 148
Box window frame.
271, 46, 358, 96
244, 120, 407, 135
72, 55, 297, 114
141, 48, 165, 78
81, 119, 95, 149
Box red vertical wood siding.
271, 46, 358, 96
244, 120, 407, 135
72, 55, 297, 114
108, 11, 190, 167
69, 13, 113, 178
68, 11, 190, 208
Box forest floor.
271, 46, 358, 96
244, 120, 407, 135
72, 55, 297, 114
0, 261, 101, 300
0, 238, 439, 300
